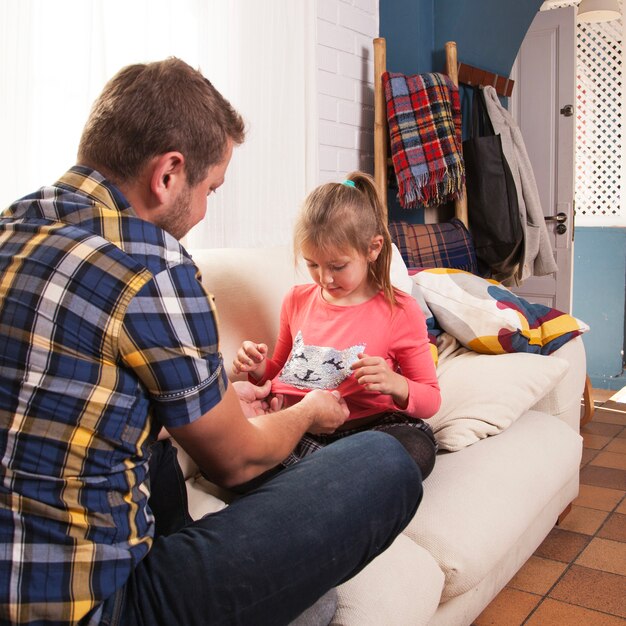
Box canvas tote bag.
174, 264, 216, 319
463, 86, 523, 278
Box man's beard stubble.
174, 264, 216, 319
155, 185, 195, 241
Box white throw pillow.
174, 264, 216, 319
390, 243, 413, 294
430, 350, 570, 451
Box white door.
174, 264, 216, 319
509, 6, 576, 313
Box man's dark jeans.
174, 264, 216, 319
101, 431, 423, 626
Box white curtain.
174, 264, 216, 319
186, 0, 319, 248
0, 0, 317, 248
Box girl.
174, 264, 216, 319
233, 172, 441, 478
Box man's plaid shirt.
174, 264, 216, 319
0, 166, 228, 624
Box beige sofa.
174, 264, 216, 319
171, 246, 585, 626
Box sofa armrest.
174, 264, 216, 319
530, 336, 586, 432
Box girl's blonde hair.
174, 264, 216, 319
294, 171, 397, 306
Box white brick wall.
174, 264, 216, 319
316, 0, 379, 184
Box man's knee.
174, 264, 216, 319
357, 429, 423, 476
327, 431, 424, 513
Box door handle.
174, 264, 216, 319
545, 211, 567, 234
545, 212, 567, 223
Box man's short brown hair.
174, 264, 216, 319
78, 58, 245, 186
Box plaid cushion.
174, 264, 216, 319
389, 218, 479, 274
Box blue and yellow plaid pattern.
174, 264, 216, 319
0, 166, 228, 624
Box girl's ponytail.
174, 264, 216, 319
344, 172, 396, 306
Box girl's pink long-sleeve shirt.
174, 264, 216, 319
256, 284, 441, 421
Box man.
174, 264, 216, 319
0, 58, 423, 625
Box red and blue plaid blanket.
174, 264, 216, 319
383, 71, 465, 208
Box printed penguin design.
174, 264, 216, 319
279, 331, 366, 390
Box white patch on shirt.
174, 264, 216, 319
279, 331, 365, 390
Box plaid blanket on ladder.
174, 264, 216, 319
383, 71, 465, 208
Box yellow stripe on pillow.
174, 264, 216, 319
468, 335, 507, 354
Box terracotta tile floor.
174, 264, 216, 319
474, 387, 626, 625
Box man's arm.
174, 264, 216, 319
168, 384, 348, 488
119, 267, 347, 487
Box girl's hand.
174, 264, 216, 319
351, 353, 409, 408
233, 341, 268, 378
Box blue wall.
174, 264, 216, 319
380, 0, 626, 390
573, 228, 626, 390
380, 0, 541, 77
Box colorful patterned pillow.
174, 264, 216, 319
410, 282, 441, 366
389, 218, 479, 274
411, 268, 589, 355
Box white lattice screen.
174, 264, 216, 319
543, 0, 625, 226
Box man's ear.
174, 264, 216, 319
368, 235, 384, 261
150, 152, 186, 204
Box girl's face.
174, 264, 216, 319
303, 238, 382, 305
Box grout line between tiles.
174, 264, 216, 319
524, 597, 626, 622
521, 394, 626, 624
520, 492, 626, 624
477, 393, 626, 625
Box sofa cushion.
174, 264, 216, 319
430, 348, 569, 451
403, 411, 582, 601
185, 477, 228, 519
189, 247, 303, 379
333, 534, 444, 626
169, 439, 233, 518
411, 268, 588, 355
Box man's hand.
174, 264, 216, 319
233, 380, 283, 417
169, 383, 347, 488
299, 389, 349, 434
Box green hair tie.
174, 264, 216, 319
342, 180, 356, 188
